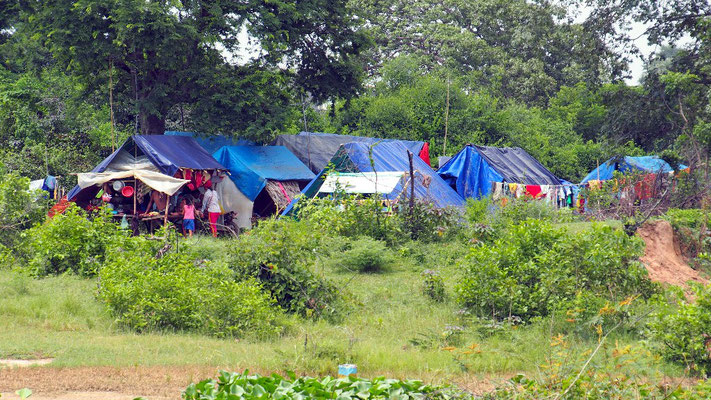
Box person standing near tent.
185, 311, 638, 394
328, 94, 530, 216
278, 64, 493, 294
200, 180, 220, 237
182, 197, 196, 237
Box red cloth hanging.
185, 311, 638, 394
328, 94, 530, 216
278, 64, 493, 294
525, 185, 542, 198
418, 142, 431, 166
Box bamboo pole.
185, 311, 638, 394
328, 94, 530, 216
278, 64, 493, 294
443, 80, 450, 156
163, 195, 170, 231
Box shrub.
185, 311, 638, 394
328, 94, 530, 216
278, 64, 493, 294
646, 284, 711, 377
0, 170, 49, 263
21, 205, 127, 277
332, 237, 394, 273
394, 200, 463, 242
99, 237, 282, 338
422, 269, 446, 301
228, 219, 343, 320
296, 195, 402, 244
184, 371, 458, 400
456, 220, 656, 321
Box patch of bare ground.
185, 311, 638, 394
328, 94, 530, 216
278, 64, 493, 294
637, 220, 708, 287
0, 365, 505, 399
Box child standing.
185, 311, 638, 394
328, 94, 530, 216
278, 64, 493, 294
182, 197, 196, 237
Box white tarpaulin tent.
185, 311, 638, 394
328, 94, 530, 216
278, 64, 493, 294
75, 150, 189, 195
319, 172, 405, 195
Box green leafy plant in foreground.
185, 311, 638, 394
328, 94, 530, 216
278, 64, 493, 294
183, 371, 459, 400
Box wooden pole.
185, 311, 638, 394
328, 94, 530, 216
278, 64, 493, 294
443, 79, 450, 156
163, 195, 170, 231
133, 180, 137, 215
408, 150, 415, 217
109, 59, 115, 152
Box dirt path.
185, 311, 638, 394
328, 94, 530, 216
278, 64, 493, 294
637, 220, 707, 287
0, 365, 222, 400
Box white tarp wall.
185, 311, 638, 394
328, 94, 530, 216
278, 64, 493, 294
319, 171, 405, 195
216, 177, 253, 229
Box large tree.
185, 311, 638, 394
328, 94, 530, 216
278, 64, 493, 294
350, 0, 626, 106
25, 0, 368, 134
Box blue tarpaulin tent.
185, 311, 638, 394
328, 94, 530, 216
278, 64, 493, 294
165, 131, 254, 154
580, 156, 682, 184
212, 146, 315, 228
67, 135, 226, 201
283, 141, 464, 214
273, 131, 431, 173
437, 145, 562, 199
213, 146, 315, 201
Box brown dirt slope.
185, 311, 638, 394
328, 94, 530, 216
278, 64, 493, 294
637, 220, 707, 287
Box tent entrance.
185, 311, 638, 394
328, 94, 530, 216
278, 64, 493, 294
254, 180, 303, 217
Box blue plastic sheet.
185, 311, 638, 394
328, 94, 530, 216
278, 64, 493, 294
437, 145, 561, 199
213, 146, 315, 201
273, 131, 427, 173
580, 156, 682, 183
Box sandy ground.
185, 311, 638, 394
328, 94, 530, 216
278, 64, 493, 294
0, 365, 222, 400
637, 220, 708, 287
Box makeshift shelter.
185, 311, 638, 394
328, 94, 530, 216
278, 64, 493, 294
67, 135, 226, 206
580, 156, 682, 184
165, 131, 254, 154
285, 142, 464, 214
273, 131, 431, 174
437, 145, 562, 199
213, 145, 316, 228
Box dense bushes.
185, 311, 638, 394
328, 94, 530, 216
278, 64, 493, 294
228, 219, 343, 320
184, 371, 455, 400
99, 237, 282, 338
330, 237, 394, 273
21, 205, 127, 277
647, 285, 711, 377
0, 170, 49, 263
456, 220, 656, 321
296, 195, 463, 244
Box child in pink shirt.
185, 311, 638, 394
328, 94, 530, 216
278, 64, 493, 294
182, 197, 196, 237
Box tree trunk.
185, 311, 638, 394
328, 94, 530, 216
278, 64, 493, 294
140, 112, 166, 134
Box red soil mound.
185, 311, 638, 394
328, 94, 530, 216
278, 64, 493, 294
637, 220, 707, 287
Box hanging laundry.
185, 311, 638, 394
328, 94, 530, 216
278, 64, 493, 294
515, 184, 525, 198
184, 169, 195, 190
526, 185, 542, 199
492, 182, 504, 200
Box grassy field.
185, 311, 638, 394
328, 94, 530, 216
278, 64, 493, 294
0, 229, 681, 386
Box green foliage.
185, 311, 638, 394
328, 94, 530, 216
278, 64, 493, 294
486, 372, 711, 399
395, 200, 463, 242
456, 220, 655, 321
0, 169, 48, 261
228, 219, 343, 320
647, 285, 711, 377
99, 236, 282, 339
21, 205, 127, 277
421, 269, 446, 302
183, 371, 457, 400
331, 237, 394, 273
296, 195, 402, 244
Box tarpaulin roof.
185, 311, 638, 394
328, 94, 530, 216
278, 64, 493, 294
580, 156, 683, 184
438, 145, 562, 199
213, 146, 315, 201
67, 135, 225, 200
273, 131, 430, 173
165, 131, 254, 154
290, 141, 464, 210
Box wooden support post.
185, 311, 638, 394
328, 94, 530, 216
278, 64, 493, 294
163, 195, 170, 231
133, 179, 137, 215
407, 150, 415, 217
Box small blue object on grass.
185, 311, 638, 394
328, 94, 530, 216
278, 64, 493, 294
338, 364, 357, 377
